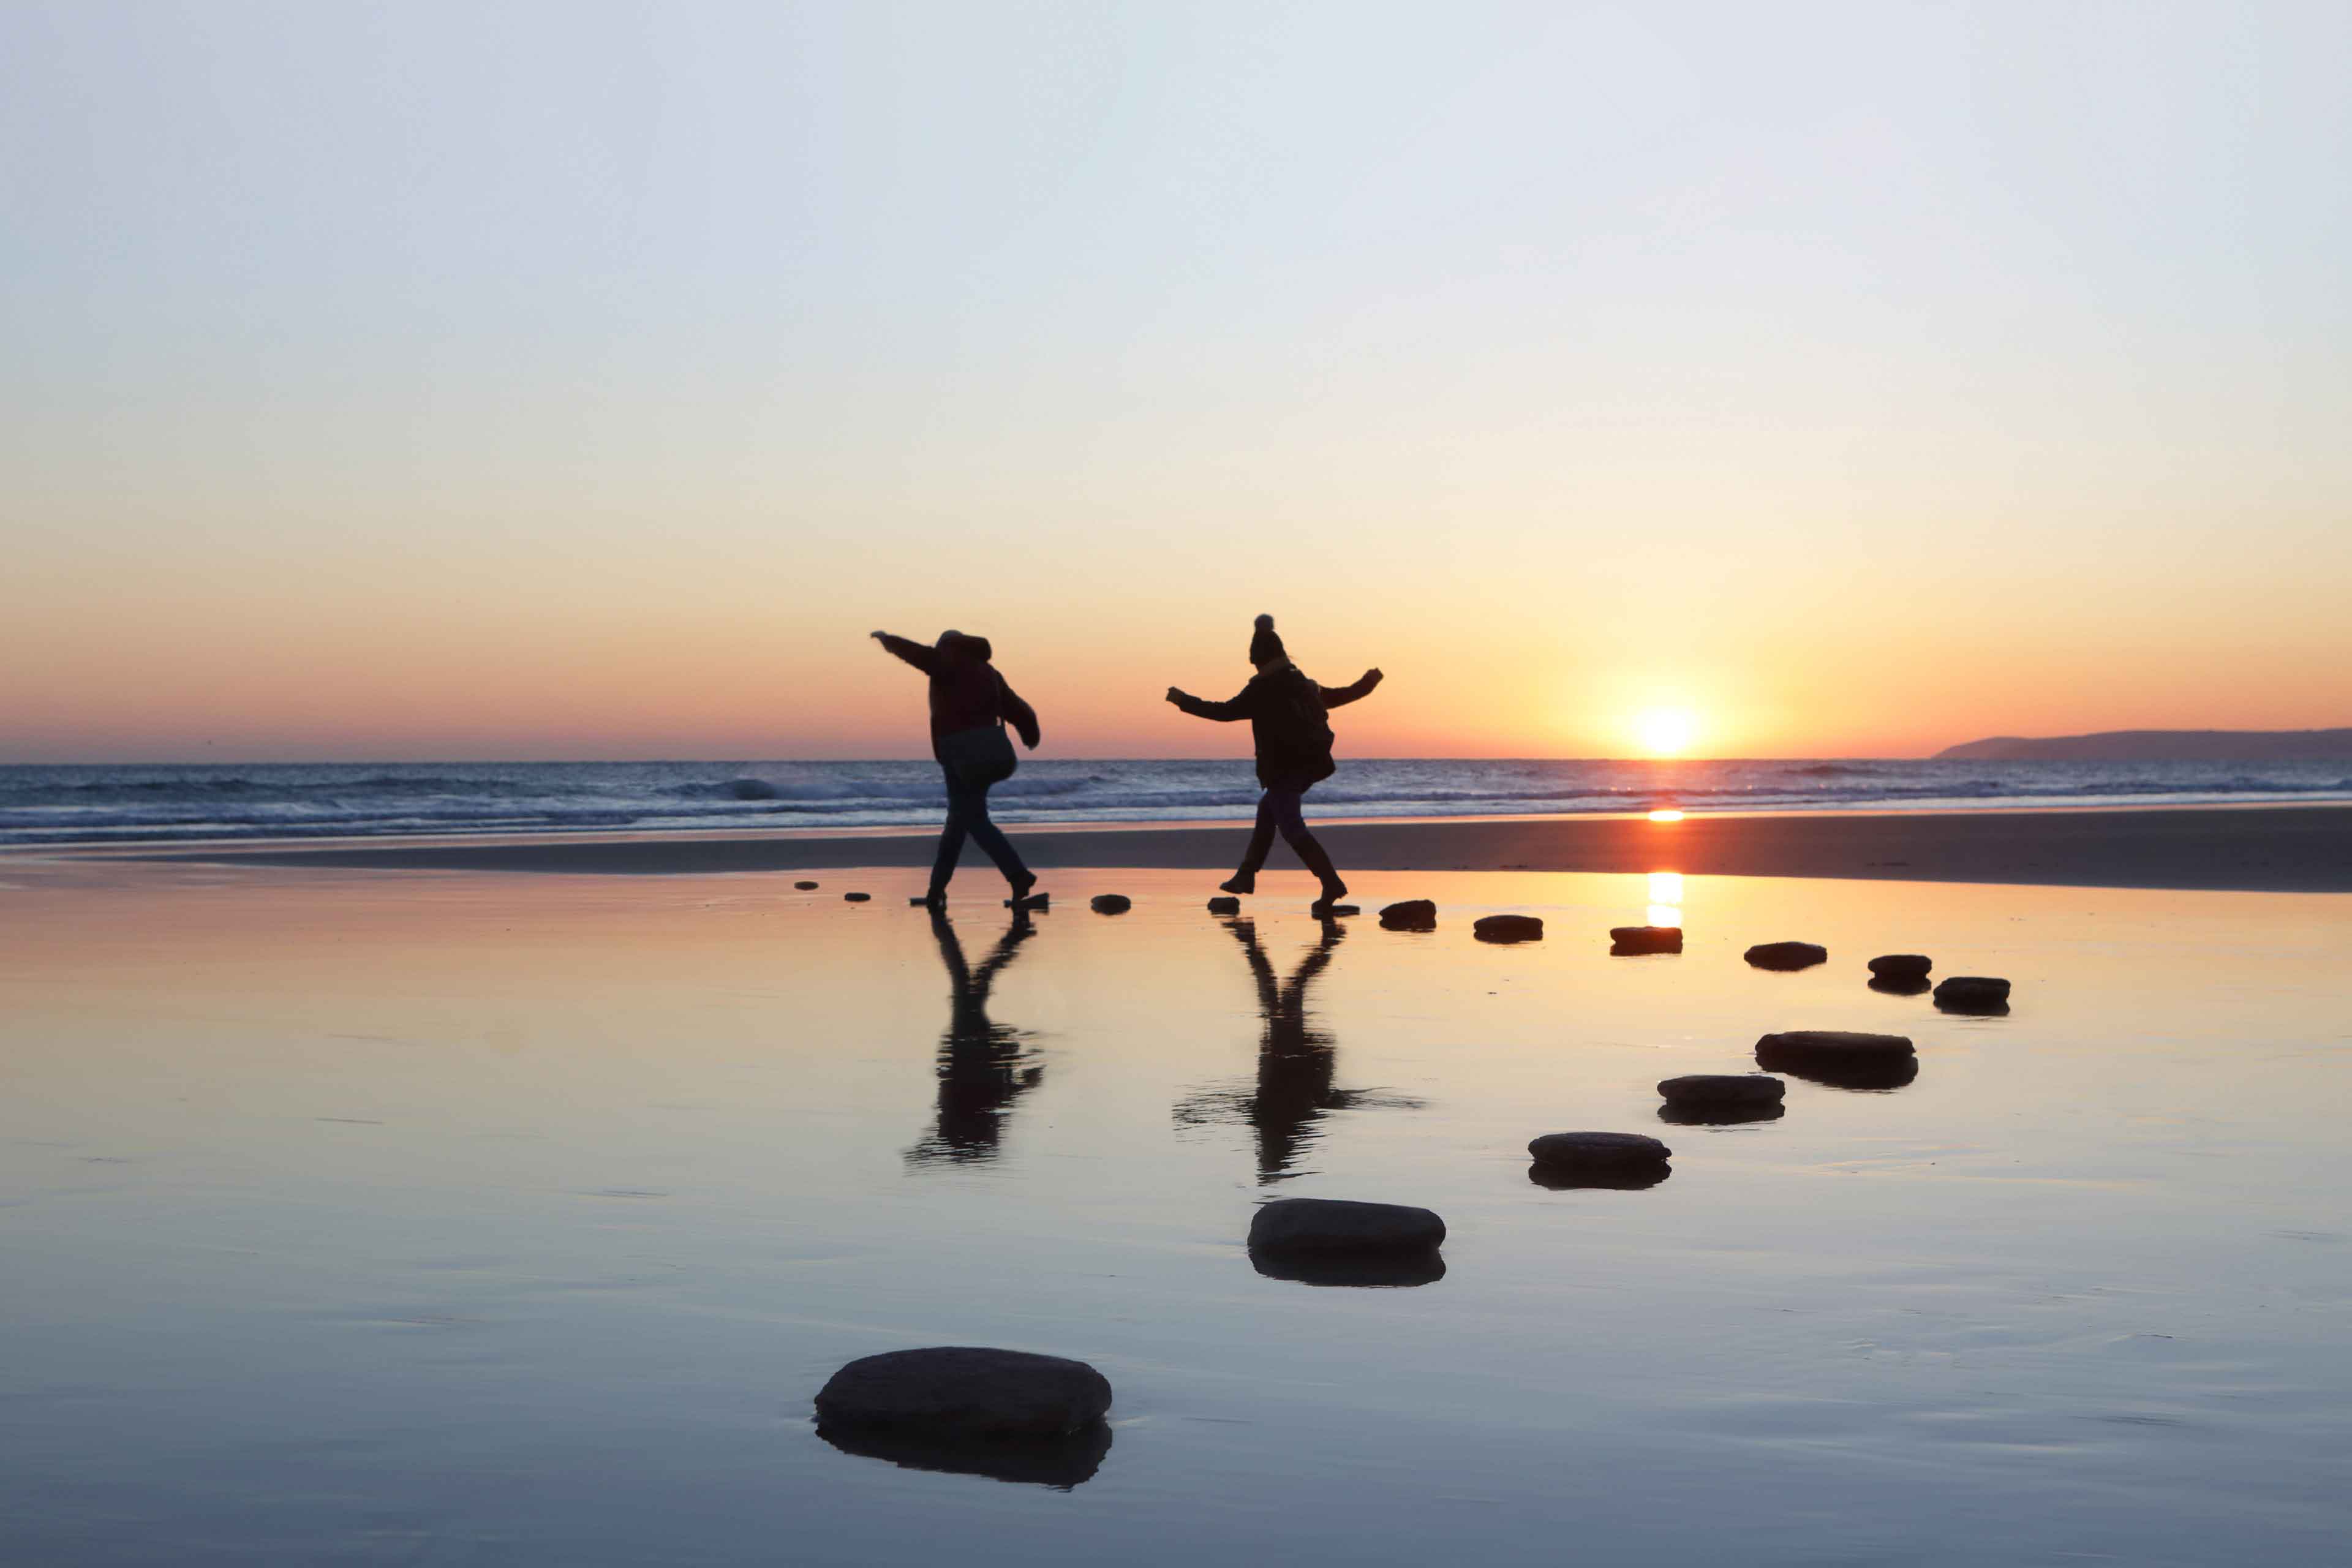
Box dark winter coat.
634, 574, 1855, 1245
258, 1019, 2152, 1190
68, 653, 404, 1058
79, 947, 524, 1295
1173, 662, 1378, 791
878, 633, 1042, 761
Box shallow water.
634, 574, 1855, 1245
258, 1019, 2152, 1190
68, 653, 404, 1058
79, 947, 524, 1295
2, 859, 2347, 1565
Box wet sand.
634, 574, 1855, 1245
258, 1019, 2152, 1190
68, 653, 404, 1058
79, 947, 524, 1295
2, 858, 2346, 1564
120, 802, 2352, 892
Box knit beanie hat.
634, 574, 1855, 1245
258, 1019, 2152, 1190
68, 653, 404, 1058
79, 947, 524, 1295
1248, 613, 1286, 666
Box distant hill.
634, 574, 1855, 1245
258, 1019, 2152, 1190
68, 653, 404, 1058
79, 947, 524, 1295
1934, 729, 2352, 762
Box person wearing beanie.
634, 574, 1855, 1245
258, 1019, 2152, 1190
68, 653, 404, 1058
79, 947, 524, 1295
872, 627, 1044, 907
1165, 615, 1383, 908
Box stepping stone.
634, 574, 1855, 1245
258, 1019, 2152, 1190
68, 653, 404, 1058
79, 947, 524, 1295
818, 1422, 1111, 1490
1474, 914, 1544, 943
1656, 1073, 1785, 1109
1745, 941, 1827, 970
1089, 894, 1131, 914
1754, 1030, 1915, 1069
1526, 1131, 1672, 1168
1250, 1250, 1447, 1288
815, 1347, 1114, 1438
1006, 893, 1050, 911
1378, 899, 1437, 931
1247, 1197, 1446, 1255
1610, 925, 1683, 955
794, 881, 819, 890
843, 892, 871, 902
1317, 904, 1360, 917
1868, 954, 1933, 984
1207, 896, 1242, 915
1934, 976, 2011, 1014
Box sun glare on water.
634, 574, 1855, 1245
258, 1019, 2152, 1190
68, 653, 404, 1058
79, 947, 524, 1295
1633, 707, 1698, 758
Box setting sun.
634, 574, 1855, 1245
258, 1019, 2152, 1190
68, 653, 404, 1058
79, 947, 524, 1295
1633, 707, 1698, 758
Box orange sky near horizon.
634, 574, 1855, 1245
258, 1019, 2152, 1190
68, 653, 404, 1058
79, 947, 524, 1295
6, 4, 2349, 765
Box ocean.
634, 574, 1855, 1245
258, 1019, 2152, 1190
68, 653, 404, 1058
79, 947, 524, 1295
4, 758, 2348, 848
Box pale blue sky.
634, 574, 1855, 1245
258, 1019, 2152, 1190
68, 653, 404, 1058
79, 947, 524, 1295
6, 2, 2349, 760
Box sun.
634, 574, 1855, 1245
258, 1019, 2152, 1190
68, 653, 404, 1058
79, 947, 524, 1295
1633, 706, 1697, 758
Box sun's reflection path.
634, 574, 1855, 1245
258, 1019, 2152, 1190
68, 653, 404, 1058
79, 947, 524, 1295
1647, 870, 1683, 931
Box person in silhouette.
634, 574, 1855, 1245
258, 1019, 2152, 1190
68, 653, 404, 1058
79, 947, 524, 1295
1164, 614, 1380, 908
1173, 914, 1419, 1183
872, 628, 1042, 907
905, 906, 1042, 1166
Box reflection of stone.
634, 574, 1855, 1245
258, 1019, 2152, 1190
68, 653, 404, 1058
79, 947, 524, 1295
1378, 899, 1436, 930
815, 1347, 1112, 1438
1776, 1055, 1921, 1091
818, 1420, 1111, 1491
1868, 976, 1932, 997
1250, 1248, 1446, 1287
1527, 1130, 1671, 1169
1755, 1031, 1919, 1091
1657, 1073, 1784, 1109
1609, 925, 1682, 955
1658, 1100, 1787, 1126
1934, 976, 2011, 1014
1868, 954, 1933, 984
1248, 1197, 1446, 1254
1744, 941, 1826, 970
1527, 1159, 1671, 1190
1089, 894, 1131, 914
1474, 914, 1544, 943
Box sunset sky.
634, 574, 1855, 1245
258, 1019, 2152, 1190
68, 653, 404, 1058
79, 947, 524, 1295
6, 1, 2349, 763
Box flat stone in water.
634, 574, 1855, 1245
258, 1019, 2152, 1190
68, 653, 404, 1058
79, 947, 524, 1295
843, 892, 871, 902
1656, 1073, 1785, 1108
1379, 899, 1438, 930
1755, 1030, 1916, 1071
1935, 975, 2012, 1013
1869, 954, 1933, 983
1526, 1130, 1672, 1167
815, 1347, 1114, 1438
1610, 925, 1683, 955
1089, 894, 1131, 914
1745, 941, 1828, 970
794, 881, 819, 890
1248, 1197, 1447, 1256
1207, 896, 1242, 915
1474, 914, 1544, 943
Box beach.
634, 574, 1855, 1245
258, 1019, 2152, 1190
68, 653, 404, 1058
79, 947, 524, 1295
127, 802, 2352, 893
4, 834, 2348, 1564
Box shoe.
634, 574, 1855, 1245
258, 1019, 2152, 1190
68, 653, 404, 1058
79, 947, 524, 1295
1218, 873, 1256, 895
1310, 878, 1348, 911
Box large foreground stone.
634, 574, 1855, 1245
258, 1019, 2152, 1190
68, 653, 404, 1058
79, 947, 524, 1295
815, 1348, 1113, 1438
1868, 954, 1933, 984
1657, 1074, 1785, 1109
1526, 1131, 1672, 1168
1247, 1197, 1446, 1255
1089, 894, 1131, 914
1610, 925, 1683, 955
1934, 976, 2012, 1013
1474, 914, 1544, 943
1745, 941, 1827, 970
1379, 899, 1437, 930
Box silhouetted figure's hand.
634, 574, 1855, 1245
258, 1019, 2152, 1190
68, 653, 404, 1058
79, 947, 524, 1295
1362, 668, 1383, 688
1165, 687, 1187, 706
870, 630, 888, 641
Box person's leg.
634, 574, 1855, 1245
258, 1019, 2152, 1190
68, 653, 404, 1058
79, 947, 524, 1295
1223, 792, 1279, 894
929, 769, 971, 899
1272, 788, 1346, 902
959, 778, 1036, 897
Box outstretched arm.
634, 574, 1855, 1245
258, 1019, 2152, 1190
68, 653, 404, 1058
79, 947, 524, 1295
1319, 668, 1383, 709
1166, 684, 1253, 722
871, 631, 938, 674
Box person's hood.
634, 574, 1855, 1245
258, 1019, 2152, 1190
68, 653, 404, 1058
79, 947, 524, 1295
934, 630, 993, 663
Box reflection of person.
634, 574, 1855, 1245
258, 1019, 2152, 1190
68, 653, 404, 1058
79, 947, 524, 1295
1164, 615, 1379, 908
1175, 915, 1415, 1183
872, 629, 1042, 907
905, 907, 1042, 1166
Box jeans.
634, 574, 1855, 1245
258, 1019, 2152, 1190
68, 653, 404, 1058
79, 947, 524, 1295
933, 768, 1032, 893
1235, 785, 1340, 888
